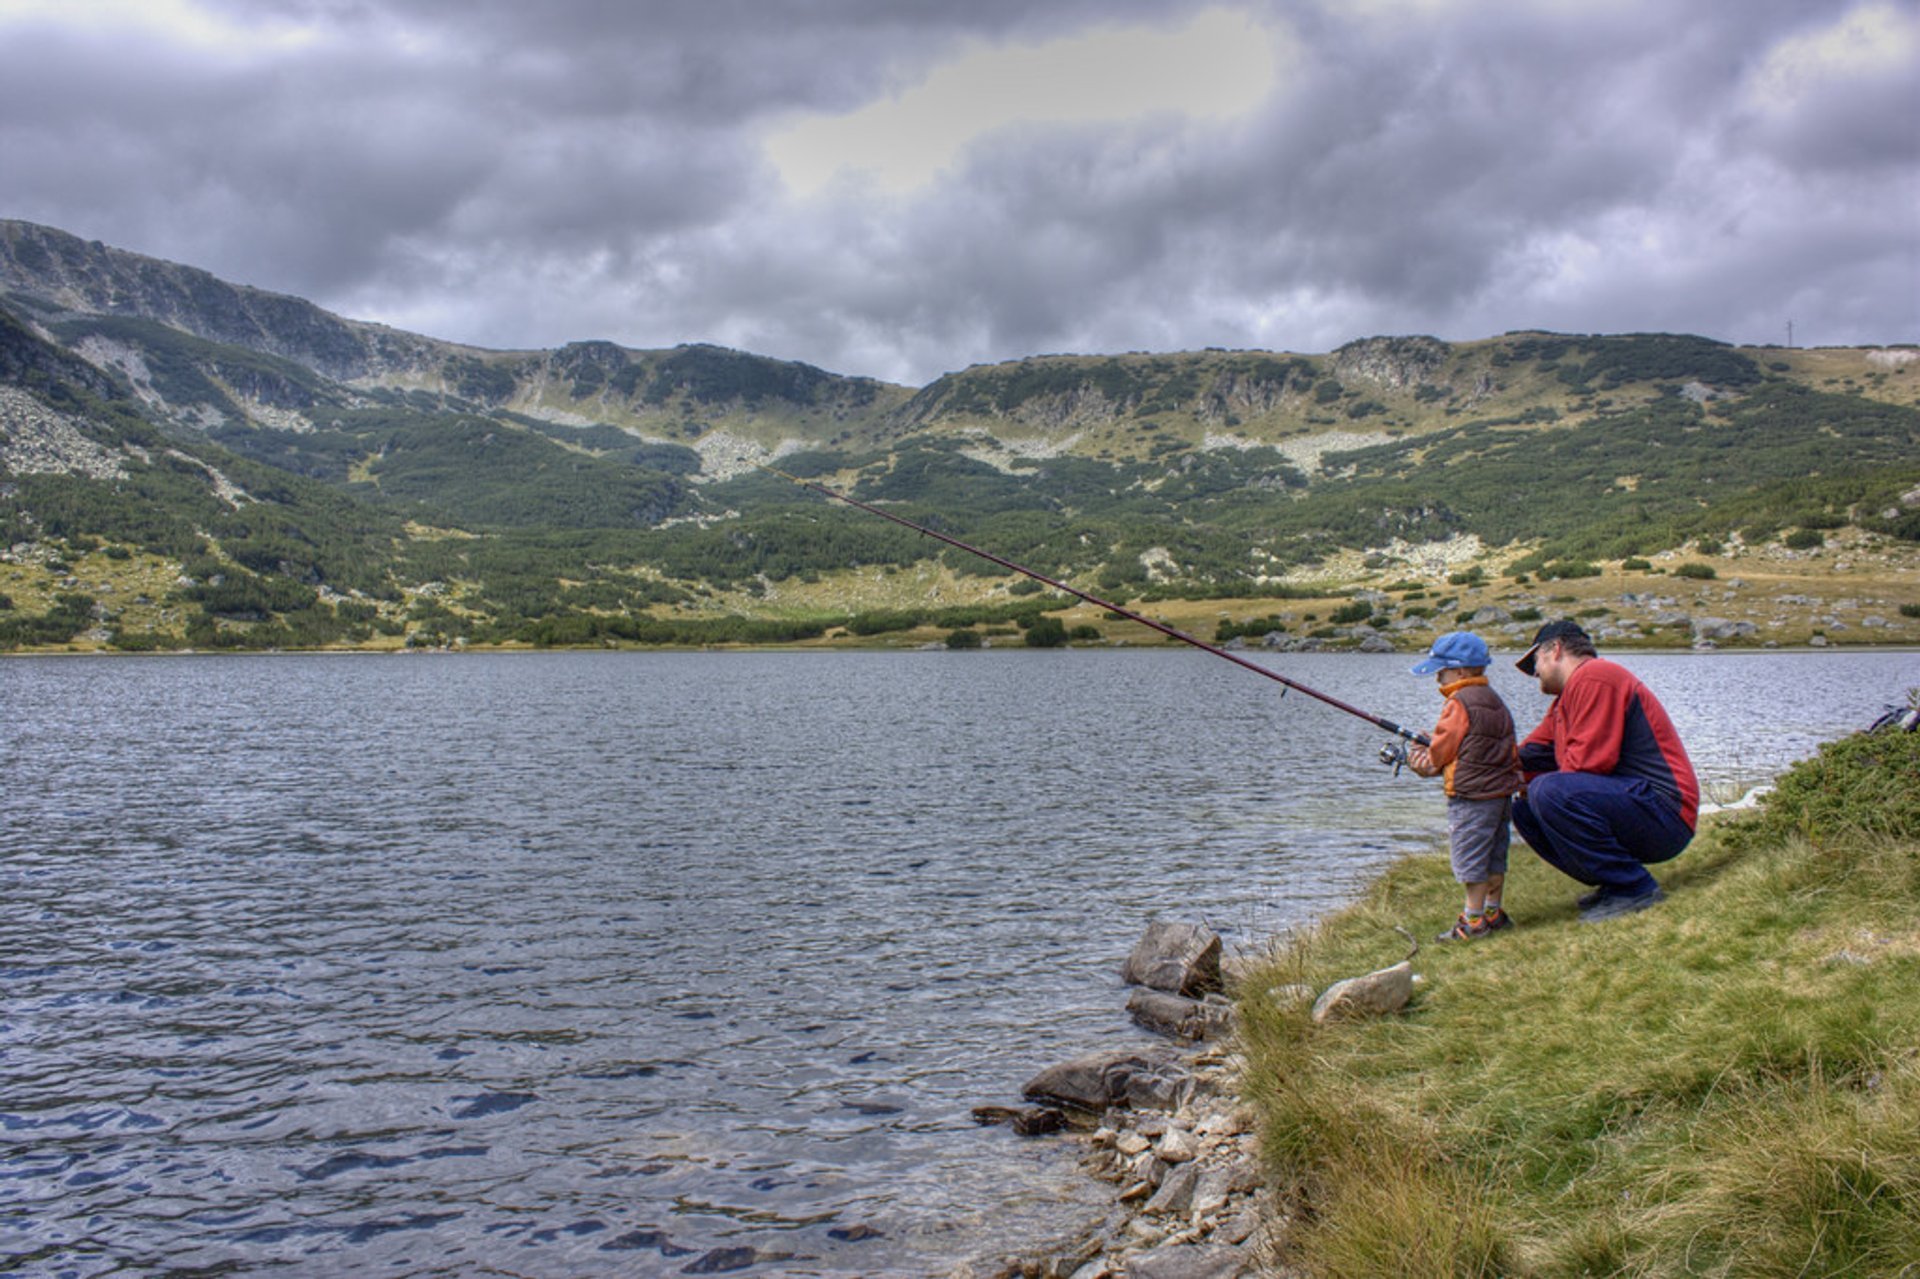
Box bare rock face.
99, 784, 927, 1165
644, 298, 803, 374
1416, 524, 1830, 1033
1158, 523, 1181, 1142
1122, 922, 1223, 997
1310, 961, 1414, 1024
1328, 334, 1451, 390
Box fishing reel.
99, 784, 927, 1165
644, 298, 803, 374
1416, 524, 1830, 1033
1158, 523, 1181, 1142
1378, 741, 1410, 775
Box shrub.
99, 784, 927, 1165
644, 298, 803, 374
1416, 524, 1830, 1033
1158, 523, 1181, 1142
1728, 722, 1920, 847
1622, 557, 1652, 571
1783, 528, 1825, 550
1676, 562, 1718, 580
1023, 616, 1068, 648
1901, 604, 1920, 619
1329, 600, 1375, 625
1448, 566, 1486, 586
944, 627, 983, 649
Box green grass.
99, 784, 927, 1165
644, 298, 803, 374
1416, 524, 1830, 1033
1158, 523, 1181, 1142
1235, 729, 1920, 1276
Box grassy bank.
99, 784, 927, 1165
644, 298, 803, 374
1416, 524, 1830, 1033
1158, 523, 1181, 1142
1235, 726, 1920, 1276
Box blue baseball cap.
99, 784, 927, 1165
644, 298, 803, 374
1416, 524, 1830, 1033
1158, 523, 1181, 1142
1410, 630, 1491, 675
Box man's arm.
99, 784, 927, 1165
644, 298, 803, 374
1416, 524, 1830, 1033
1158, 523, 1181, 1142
1518, 716, 1558, 776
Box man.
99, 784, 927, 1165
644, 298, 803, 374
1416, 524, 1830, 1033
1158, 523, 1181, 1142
1511, 620, 1698, 922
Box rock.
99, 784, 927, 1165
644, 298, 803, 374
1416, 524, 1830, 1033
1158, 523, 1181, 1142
1190, 1167, 1235, 1219
971, 1104, 1068, 1136
1194, 1107, 1254, 1139
1123, 1242, 1252, 1279
1144, 1162, 1200, 1215
1015, 1107, 1069, 1136
1355, 633, 1396, 653
1122, 922, 1223, 996
1311, 961, 1415, 1024
1692, 617, 1756, 641
1123, 1068, 1194, 1113
1157, 1127, 1201, 1164
1025, 1049, 1182, 1114
1126, 990, 1234, 1042
1215, 1207, 1262, 1246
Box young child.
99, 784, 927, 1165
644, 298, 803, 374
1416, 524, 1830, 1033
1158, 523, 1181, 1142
1406, 631, 1525, 940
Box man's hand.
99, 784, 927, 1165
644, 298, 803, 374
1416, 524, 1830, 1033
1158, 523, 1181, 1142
1408, 745, 1440, 777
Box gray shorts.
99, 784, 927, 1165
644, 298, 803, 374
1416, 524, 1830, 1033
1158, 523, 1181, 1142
1447, 795, 1512, 884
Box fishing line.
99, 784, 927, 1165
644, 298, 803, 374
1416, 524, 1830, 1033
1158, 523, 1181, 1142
755, 463, 1430, 755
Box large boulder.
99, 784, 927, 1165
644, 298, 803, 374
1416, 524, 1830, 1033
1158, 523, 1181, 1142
1121, 921, 1222, 996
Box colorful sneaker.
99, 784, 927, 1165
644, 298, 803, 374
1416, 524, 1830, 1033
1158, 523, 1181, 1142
1481, 906, 1515, 932
1435, 913, 1491, 941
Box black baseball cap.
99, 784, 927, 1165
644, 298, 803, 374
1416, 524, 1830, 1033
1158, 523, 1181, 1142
1516, 620, 1590, 676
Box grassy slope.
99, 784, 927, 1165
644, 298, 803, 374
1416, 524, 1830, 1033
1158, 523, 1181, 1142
1235, 728, 1920, 1276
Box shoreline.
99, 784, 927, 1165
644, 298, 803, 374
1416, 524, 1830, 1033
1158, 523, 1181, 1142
962, 924, 1304, 1279
5, 640, 1918, 659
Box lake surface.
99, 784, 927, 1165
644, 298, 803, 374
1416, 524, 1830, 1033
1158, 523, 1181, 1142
4, 648, 1917, 1277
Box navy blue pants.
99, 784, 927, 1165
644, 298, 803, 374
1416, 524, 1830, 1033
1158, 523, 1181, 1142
1512, 772, 1693, 895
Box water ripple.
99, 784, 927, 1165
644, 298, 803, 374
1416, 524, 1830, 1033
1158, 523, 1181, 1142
3, 648, 1913, 1275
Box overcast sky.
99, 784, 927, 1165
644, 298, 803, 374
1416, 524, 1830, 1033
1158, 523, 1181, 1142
2, 0, 1916, 385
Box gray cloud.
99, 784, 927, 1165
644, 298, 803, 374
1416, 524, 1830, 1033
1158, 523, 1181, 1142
1, 0, 1913, 384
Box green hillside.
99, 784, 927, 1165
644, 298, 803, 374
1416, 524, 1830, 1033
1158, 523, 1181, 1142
2, 218, 1917, 653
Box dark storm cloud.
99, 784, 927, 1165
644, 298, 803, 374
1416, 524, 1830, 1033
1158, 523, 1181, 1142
1, 0, 1913, 384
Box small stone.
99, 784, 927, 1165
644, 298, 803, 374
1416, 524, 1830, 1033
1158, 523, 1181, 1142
1117, 1132, 1152, 1157
1158, 1128, 1201, 1164
1145, 1164, 1200, 1216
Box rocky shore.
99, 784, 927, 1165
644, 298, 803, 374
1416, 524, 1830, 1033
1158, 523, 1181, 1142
961, 922, 1419, 1279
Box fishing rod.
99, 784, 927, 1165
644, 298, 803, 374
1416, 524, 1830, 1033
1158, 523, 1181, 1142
756, 463, 1429, 759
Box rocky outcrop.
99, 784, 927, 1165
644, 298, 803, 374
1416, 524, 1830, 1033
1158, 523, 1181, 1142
1329, 335, 1451, 390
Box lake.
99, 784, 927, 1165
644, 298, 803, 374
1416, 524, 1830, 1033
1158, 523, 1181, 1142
4, 648, 1917, 1276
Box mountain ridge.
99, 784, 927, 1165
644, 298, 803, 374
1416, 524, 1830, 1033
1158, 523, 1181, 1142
2, 216, 1917, 653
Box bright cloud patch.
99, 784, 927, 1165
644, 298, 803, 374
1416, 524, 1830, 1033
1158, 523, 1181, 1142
1748, 0, 1918, 102
765, 6, 1282, 196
